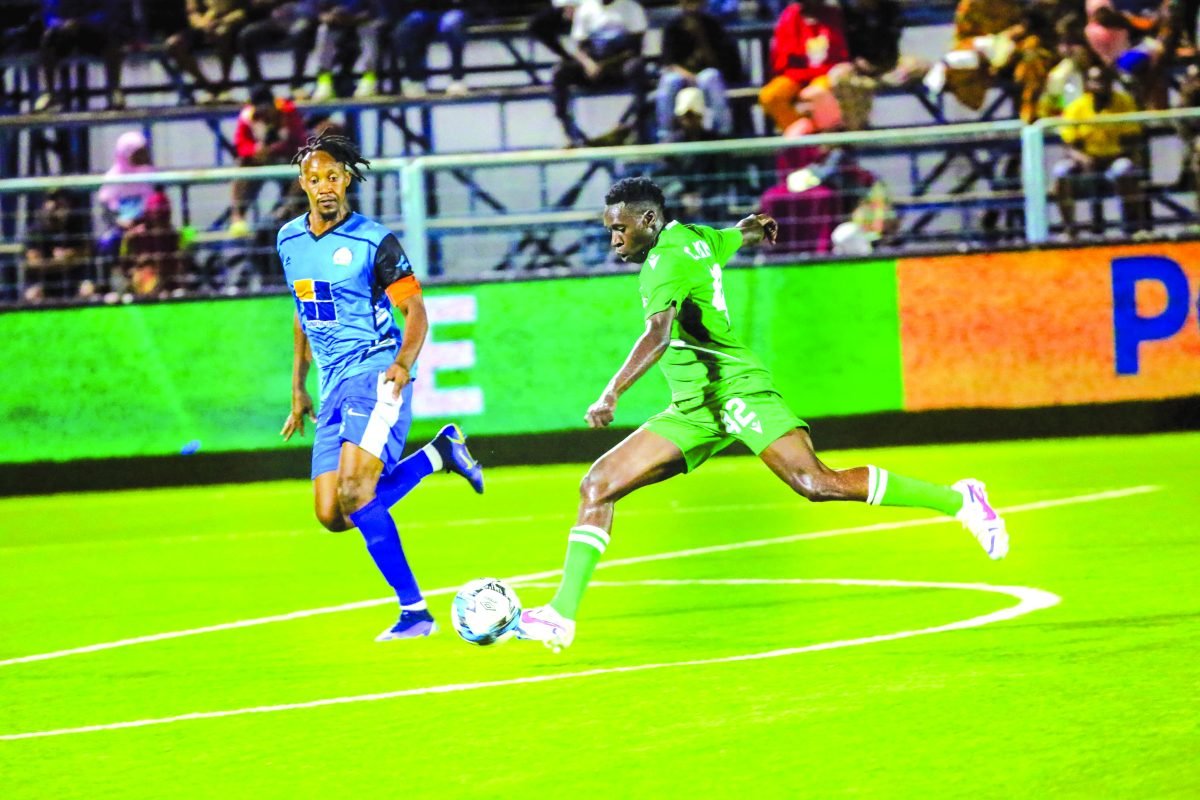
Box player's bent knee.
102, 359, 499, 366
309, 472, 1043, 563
315, 508, 350, 532
579, 469, 619, 506
791, 471, 838, 503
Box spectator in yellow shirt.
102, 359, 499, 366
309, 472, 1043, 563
1053, 66, 1144, 239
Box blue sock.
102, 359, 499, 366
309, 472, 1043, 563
349, 498, 422, 606
375, 442, 442, 509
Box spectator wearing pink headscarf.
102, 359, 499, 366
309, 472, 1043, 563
97, 131, 157, 256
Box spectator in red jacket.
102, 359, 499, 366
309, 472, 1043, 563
230, 85, 307, 237
758, 0, 849, 132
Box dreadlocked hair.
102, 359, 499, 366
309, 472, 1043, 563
605, 176, 664, 210
292, 133, 371, 182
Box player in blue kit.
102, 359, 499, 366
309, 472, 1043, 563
278, 133, 484, 641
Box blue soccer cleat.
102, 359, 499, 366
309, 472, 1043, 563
434, 424, 484, 494
375, 609, 438, 642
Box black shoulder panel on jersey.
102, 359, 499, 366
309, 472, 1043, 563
373, 233, 414, 291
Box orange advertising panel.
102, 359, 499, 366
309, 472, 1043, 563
899, 244, 1200, 410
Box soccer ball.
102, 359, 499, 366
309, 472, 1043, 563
451, 578, 522, 646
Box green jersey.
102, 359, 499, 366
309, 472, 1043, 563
639, 221, 778, 407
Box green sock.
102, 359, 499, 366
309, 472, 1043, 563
867, 465, 963, 517
549, 525, 609, 620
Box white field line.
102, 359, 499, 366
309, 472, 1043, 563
0, 486, 1133, 553
0, 500, 828, 553
0, 485, 1157, 669
0, 578, 1062, 742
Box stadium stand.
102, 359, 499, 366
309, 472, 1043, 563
3, 0, 1200, 297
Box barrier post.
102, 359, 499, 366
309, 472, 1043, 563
1022, 121, 1049, 244
401, 158, 429, 279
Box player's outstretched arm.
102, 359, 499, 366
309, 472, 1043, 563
735, 213, 778, 248
586, 305, 677, 428
385, 291, 429, 400
282, 313, 316, 440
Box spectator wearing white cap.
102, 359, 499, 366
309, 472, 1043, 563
669, 86, 716, 141
660, 86, 726, 218
657, 0, 741, 142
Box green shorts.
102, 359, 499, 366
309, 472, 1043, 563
643, 390, 808, 473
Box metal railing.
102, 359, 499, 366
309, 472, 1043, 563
403, 121, 1028, 275
1021, 106, 1200, 243
0, 159, 408, 302
3, 107, 1200, 304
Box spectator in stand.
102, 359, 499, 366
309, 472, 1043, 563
1007, 0, 1062, 122
35, 0, 125, 111
760, 138, 877, 255
311, 0, 385, 100
238, 1, 318, 98
1053, 65, 1144, 238
665, 86, 719, 145
923, 0, 1020, 111
831, 178, 897, 255
923, 0, 1060, 123
657, 0, 742, 142
529, 1, 581, 63
122, 188, 189, 298
22, 188, 93, 302
97, 131, 157, 260
841, 0, 901, 77
1039, 14, 1092, 118
230, 85, 307, 237
167, 0, 252, 102
759, 0, 850, 133
391, 1, 473, 97
660, 87, 729, 219
552, 0, 649, 146
1086, 0, 1180, 110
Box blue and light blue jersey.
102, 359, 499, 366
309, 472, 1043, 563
277, 212, 416, 402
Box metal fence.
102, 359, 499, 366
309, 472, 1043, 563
1021, 106, 1200, 244
4, 108, 1200, 305
0, 158, 407, 304
402, 121, 1026, 275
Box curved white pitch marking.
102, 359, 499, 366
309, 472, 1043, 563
0, 578, 1061, 741
0, 485, 1151, 669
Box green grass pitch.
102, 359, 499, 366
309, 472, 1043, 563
1, 433, 1197, 799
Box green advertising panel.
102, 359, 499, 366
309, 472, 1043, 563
0, 261, 902, 464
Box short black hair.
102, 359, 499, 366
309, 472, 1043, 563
292, 132, 371, 182
605, 176, 665, 210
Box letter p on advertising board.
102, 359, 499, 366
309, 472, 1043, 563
899, 244, 1200, 410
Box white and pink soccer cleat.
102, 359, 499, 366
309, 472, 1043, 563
953, 478, 1009, 560
515, 605, 576, 653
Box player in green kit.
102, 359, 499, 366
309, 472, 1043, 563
516, 177, 1008, 652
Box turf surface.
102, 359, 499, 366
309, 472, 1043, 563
1, 433, 1197, 799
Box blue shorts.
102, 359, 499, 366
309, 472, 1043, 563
310, 370, 415, 480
